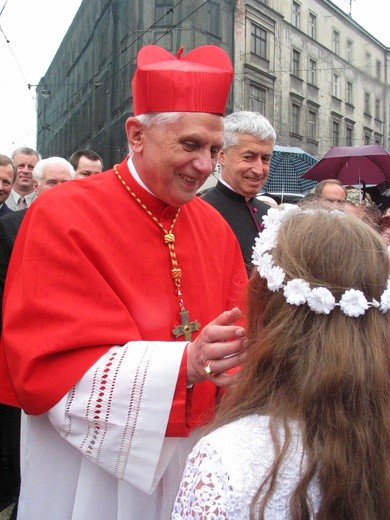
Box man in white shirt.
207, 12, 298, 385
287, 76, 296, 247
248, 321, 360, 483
6, 147, 40, 211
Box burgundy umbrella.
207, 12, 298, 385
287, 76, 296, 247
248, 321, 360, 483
303, 145, 390, 185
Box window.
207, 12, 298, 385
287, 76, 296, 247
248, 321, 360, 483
155, 0, 174, 25
346, 125, 353, 146
292, 2, 300, 29
332, 121, 340, 147
346, 81, 353, 105
207, 1, 221, 37
291, 103, 301, 134
308, 58, 317, 85
332, 30, 340, 55
365, 52, 371, 74
376, 60, 381, 80
251, 23, 267, 59
249, 84, 266, 114
364, 92, 371, 115
375, 98, 381, 120
292, 49, 301, 77
332, 73, 340, 98
346, 39, 353, 63
308, 12, 317, 39
364, 132, 371, 145
308, 110, 317, 140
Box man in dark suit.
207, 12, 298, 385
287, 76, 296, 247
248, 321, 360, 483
0, 209, 25, 308
202, 111, 276, 275
0, 155, 15, 217
0, 156, 75, 518
0, 155, 17, 517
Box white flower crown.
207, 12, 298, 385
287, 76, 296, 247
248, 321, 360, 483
252, 204, 390, 317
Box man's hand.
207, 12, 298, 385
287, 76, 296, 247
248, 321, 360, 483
186, 307, 247, 387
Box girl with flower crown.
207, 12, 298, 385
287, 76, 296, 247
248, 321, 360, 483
172, 207, 390, 520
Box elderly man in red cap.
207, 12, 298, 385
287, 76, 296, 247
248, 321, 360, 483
0, 45, 248, 519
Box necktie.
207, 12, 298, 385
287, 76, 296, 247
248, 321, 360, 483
17, 196, 27, 209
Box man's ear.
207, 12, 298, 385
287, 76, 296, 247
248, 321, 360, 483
218, 149, 225, 166
125, 117, 144, 153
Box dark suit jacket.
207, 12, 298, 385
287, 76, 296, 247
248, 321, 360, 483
0, 208, 25, 509
0, 209, 27, 331
0, 203, 12, 217
202, 181, 269, 275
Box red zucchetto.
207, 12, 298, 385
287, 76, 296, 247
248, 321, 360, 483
132, 44, 233, 116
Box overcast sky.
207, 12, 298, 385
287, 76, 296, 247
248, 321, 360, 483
0, 0, 388, 157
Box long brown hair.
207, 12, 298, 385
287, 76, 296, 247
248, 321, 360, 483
214, 211, 390, 519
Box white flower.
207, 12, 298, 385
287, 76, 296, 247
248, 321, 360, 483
306, 287, 336, 314
379, 288, 390, 313
259, 227, 278, 251
257, 253, 274, 278
262, 207, 283, 230
252, 237, 266, 265
279, 204, 301, 221
265, 265, 285, 292
339, 289, 368, 317
252, 233, 275, 258
283, 279, 311, 306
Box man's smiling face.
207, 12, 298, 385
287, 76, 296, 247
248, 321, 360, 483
219, 134, 273, 198
128, 112, 224, 207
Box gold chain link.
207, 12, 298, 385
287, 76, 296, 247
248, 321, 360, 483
114, 165, 184, 309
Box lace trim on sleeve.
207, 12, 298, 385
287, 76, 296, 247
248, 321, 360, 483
172, 441, 238, 519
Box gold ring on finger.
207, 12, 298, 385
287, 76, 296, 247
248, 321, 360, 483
204, 360, 215, 377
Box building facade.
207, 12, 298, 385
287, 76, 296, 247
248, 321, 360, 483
35, 0, 390, 166
235, 0, 390, 158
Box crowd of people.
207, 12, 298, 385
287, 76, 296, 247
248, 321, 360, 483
0, 43, 390, 520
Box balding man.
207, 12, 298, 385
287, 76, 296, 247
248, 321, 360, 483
314, 179, 347, 203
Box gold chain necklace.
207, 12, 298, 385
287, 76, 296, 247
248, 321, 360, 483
114, 164, 201, 341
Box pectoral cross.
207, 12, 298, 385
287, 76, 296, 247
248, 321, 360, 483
172, 309, 201, 341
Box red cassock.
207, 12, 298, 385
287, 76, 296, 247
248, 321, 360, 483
0, 158, 247, 436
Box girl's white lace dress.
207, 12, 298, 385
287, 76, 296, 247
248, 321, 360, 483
172, 415, 321, 519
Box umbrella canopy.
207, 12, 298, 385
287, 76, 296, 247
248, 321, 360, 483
303, 144, 390, 185
263, 145, 318, 194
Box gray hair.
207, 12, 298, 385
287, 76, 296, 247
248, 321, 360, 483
136, 112, 181, 128
32, 157, 76, 182
223, 111, 276, 149
11, 147, 41, 161
128, 114, 181, 155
